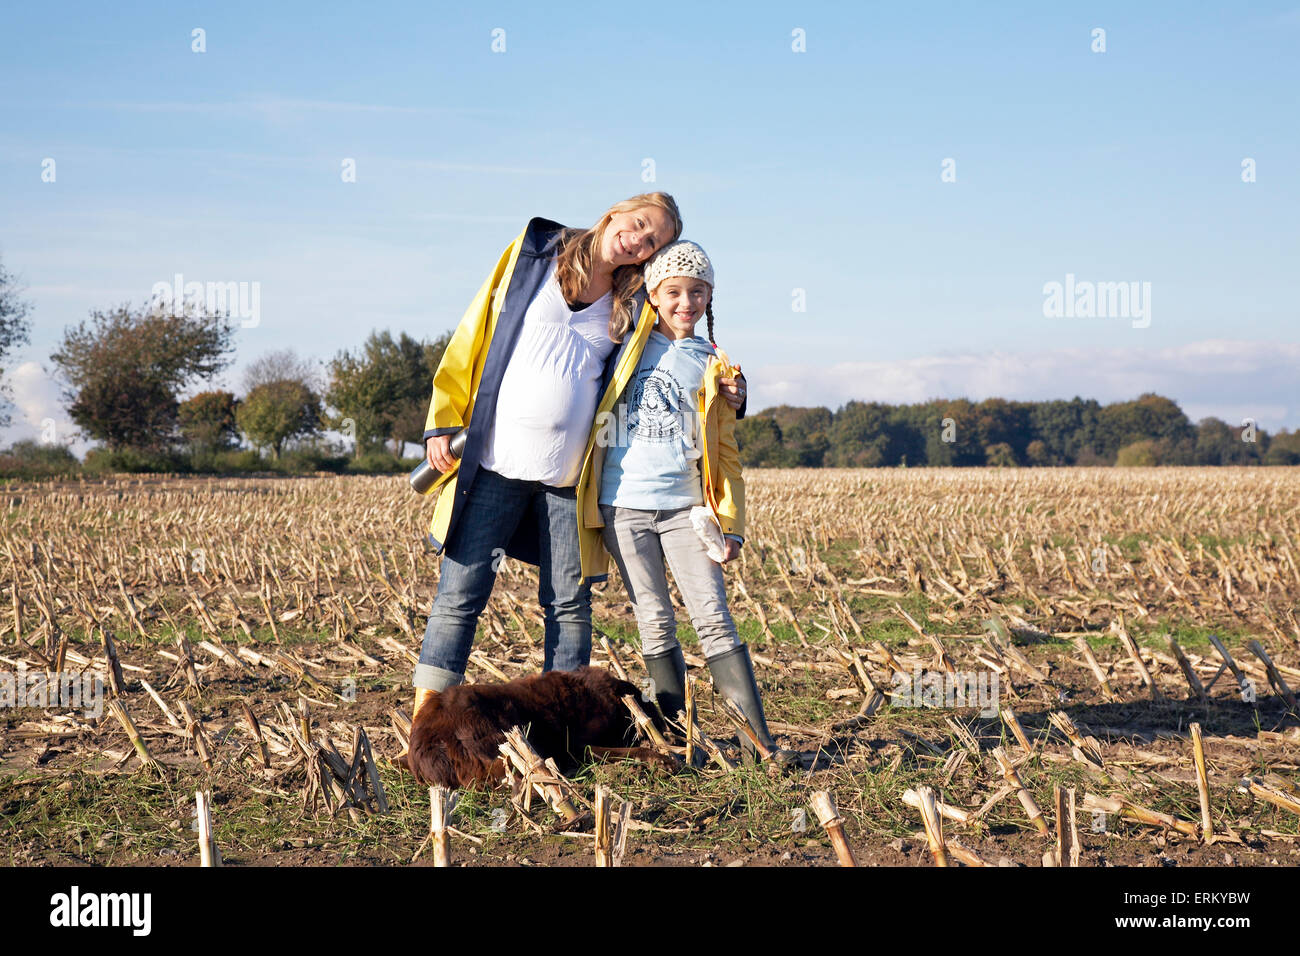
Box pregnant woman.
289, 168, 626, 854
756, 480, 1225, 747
404, 193, 747, 739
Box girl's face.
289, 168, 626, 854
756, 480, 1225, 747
600, 206, 673, 267
649, 277, 712, 340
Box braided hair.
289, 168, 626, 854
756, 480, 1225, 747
706, 295, 716, 347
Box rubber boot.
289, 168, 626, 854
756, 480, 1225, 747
643, 647, 705, 768
642, 647, 687, 723
707, 644, 800, 770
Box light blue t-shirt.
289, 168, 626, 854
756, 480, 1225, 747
598, 331, 714, 510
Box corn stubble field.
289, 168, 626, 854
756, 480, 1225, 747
2, 467, 1299, 868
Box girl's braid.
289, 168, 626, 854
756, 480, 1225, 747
706, 296, 716, 346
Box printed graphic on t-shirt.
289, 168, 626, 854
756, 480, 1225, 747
626, 367, 697, 453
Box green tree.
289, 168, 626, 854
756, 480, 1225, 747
178, 390, 240, 453
974, 398, 1032, 460
1194, 417, 1266, 465
761, 405, 832, 466
0, 255, 34, 427
236, 380, 321, 459
1263, 429, 1300, 465
1115, 440, 1158, 467
1027, 397, 1102, 464
985, 442, 1018, 467
922, 399, 983, 466
328, 330, 451, 457
827, 401, 898, 467
391, 333, 452, 452
51, 303, 235, 451
735, 416, 790, 466
1097, 393, 1192, 459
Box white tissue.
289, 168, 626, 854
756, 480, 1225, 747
689, 505, 727, 563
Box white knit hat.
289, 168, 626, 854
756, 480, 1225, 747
642, 240, 715, 293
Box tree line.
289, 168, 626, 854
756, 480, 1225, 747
737, 395, 1300, 468
0, 256, 1296, 476
0, 279, 451, 476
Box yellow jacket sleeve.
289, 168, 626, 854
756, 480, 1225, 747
424, 235, 521, 435
713, 385, 746, 539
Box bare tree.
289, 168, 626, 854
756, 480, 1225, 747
243, 349, 323, 394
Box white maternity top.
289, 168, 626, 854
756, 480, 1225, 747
479, 258, 616, 487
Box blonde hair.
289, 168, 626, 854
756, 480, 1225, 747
552, 192, 683, 342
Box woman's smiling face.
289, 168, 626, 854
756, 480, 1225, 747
600, 206, 674, 266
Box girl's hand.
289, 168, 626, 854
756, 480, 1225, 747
426, 434, 456, 473
722, 537, 742, 563
719, 367, 746, 411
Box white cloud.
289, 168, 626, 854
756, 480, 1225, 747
754, 339, 1300, 432
1, 362, 87, 454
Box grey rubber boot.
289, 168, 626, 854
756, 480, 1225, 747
642, 646, 708, 768
707, 643, 800, 769
642, 646, 687, 724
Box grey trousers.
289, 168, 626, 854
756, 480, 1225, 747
599, 503, 741, 658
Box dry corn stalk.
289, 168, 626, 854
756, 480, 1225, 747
992, 746, 1050, 836
595, 632, 631, 681
174, 635, 202, 693
1246, 640, 1298, 711
719, 698, 773, 761
1112, 615, 1159, 699
809, 791, 857, 867
139, 678, 180, 728
1047, 711, 1105, 773
239, 700, 271, 770
944, 717, 981, 756
358, 728, 388, 814
620, 694, 673, 755
1054, 785, 1080, 867
985, 616, 1049, 682
1167, 636, 1207, 702
999, 705, 1033, 753
947, 838, 994, 867
594, 785, 632, 867
1080, 793, 1198, 838
1207, 634, 1249, 697
499, 728, 584, 826
1073, 635, 1115, 701
678, 708, 735, 771
106, 698, 161, 776
902, 787, 975, 827
1239, 776, 1300, 817
1190, 723, 1213, 841
430, 785, 459, 867
195, 790, 221, 867
683, 675, 695, 767
178, 701, 214, 771
99, 626, 126, 697
912, 786, 949, 867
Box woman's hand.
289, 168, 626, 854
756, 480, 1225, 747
722, 537, 742, 563
426, 434, 456, 473
719, 367, 747, 412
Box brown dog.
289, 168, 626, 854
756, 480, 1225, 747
401, 666, 675, 788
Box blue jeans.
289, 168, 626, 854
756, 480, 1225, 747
414, 468, 592, 690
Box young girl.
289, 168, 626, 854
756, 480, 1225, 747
587, 240, 796, 767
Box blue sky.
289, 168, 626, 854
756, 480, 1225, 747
2, 1, 1298, 451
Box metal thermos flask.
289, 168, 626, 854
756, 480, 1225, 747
408, 428, 467, 494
